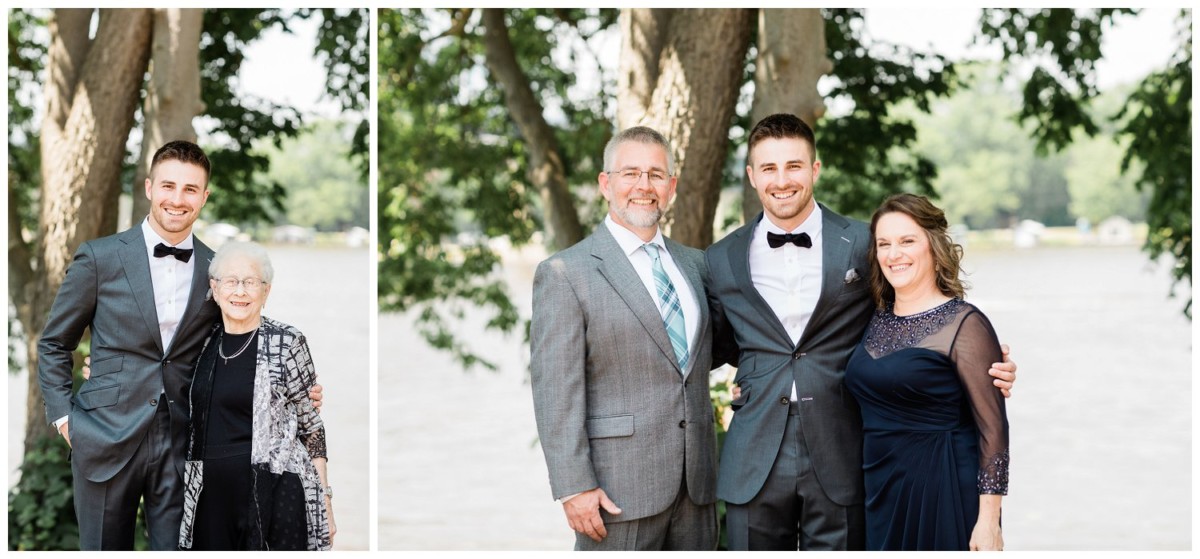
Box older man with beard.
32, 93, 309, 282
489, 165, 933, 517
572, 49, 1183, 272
531, 126, 718, 551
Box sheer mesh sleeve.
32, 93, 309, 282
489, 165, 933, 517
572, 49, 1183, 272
949, 309, 1008, 495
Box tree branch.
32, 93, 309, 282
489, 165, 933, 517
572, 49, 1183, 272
480, 8, 583, 251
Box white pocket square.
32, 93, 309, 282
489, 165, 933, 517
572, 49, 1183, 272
844, 268, 861, 284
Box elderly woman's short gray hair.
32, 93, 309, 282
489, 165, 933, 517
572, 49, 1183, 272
209, 241, 275, 283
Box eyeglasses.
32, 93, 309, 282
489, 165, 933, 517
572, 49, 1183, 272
608, 168, 671, 187
214, 276, 268, 293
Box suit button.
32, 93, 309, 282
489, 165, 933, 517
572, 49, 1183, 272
150, 399, 157, 406
779, 397, 789, 405
792, 352, 801, 360
679, 420, 687, 428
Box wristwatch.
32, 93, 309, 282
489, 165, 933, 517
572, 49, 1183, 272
323, 485, 334, 498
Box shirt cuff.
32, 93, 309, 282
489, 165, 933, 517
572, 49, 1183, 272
53, 415, 68, 430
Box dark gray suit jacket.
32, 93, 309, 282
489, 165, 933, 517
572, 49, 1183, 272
706, 206, 874, 506
531, 224, 718, 523
38, 225, 220, 483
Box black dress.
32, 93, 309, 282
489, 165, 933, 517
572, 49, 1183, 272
189, 328, 307, 551
844, 298, 1009, 550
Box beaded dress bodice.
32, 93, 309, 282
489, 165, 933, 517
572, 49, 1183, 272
849, 298, 1009, 495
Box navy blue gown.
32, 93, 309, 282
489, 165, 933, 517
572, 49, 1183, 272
845, 298, 1009, 550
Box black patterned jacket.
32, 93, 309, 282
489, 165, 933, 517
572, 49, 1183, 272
178, 316, 329, 550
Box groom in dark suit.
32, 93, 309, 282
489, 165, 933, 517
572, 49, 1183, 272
707, 114, 1016, 550
38, 141, 320, 550
38, 141, 218, 550
531, 127, 718, 550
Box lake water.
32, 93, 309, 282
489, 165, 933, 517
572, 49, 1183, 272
380, 243, 1191, 551
8, 245, 371, 551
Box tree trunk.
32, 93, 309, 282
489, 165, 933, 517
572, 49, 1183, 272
42, 9, 93, 133
633, 9, 753, 248
480, 8, 584, 252
129, 8, 205, 229
23, 8, 153, 456
7, 7, 91, 348
616, 9, 672, 129
742, 9, 832, 222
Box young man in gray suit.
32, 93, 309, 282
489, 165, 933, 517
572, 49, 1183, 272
706, 113, 1016, 550
531, 127, 718, 550
38, 141, 321, 550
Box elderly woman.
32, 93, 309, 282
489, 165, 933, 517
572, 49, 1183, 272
844, 194, 1009, 551
177, 241, 335, 550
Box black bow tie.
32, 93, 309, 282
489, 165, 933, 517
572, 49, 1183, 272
153, 243, 193, 263
767, 231, 812, 249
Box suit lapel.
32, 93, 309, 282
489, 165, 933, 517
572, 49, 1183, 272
664, 237, 708, 379
726, 214, 793, 346
799, 204, 855, 345
117, 226, 164, 356
170, 237, 215, 357
592, 225, 681, 374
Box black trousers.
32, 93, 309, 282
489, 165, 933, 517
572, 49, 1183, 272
725, 402, 865, 551
73, 402, 182, 550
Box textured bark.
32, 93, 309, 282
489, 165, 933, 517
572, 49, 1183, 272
480, 8, 584, 251
42, 9, 92, 134
742, 9, 832, 222
24, 8, 153, 455
616, 9, 673, 129
632, 9, 753, 248
130, 8, 205, 227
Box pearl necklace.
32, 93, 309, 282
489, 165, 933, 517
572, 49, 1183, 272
219, 331, 256, 364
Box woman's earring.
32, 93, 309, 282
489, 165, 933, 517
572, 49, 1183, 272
205, 287, 213, 301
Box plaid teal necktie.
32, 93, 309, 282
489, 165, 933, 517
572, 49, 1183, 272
643, 243, 689, 372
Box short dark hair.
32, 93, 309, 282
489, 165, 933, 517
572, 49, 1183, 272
868, 193, 968, 309
746, 113, 817, 164
150, 140, 211, 184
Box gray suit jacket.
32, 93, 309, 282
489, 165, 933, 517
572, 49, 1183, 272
707, 206, 874, 506
531, 224, 717, 523
38, 225, 220, 483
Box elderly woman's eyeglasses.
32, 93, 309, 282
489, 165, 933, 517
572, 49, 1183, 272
215, 276, 268, 293
608, 168, 670, 187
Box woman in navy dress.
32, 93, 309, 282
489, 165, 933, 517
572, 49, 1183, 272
845, 194, 1009, 551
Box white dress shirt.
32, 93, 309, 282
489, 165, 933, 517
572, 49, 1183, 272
142, 218, 197, 353
604, 216, 701, 356
749, 204, 823, 401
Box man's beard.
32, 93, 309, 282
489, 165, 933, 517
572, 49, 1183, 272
614, 203, 663, 229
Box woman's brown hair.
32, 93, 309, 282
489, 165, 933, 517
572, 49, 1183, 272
868, 193, 968, 309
